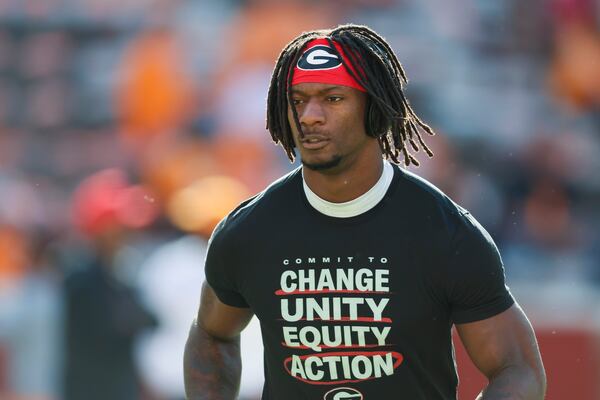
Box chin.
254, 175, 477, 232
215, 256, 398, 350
301, 155, 342, 171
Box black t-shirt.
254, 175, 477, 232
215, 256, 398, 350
205, 164, 514, 400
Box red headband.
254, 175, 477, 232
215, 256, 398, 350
291, 38, 366, 92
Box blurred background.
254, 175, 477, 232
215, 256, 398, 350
0, 0, 599, 399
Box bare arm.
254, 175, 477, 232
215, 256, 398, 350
184, 282, 254, 400
456, 303, 546, 400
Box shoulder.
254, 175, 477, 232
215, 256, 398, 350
391, 165, 499, 264
392, 165, 467, 237
209, 167, 301, 246
395, 166, 459, 209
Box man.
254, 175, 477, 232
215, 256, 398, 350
184, 24, 546, 399
65, 169, 158, 400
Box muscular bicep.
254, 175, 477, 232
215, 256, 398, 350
197, 281, 254, 340
456, 303, 544, 381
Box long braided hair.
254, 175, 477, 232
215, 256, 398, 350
266, 24, 435, 166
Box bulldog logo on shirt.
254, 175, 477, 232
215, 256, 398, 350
323, 387, 363, 400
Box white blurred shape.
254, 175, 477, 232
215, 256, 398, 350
135, 234, 264, 399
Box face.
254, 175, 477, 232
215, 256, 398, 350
288, 83, 377, 172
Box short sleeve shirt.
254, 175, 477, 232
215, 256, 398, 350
205, 165, 514, 400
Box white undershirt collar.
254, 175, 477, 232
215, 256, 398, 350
302, 161, 394, 218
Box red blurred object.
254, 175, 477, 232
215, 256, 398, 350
455, 327, 600, 399
72, 169, 158, 236
550, 0, 595, 24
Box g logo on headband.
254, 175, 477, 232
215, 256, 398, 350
297, 45, 342, 70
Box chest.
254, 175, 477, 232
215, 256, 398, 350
235, 225, 450, 341
227, 205, 462, 393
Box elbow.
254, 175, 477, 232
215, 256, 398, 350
197, 318, 241, 343
525, 351, 546, 399
485, 362, 546, 400
513, 362, 546, 400
513, 362, 547, 400
534, 364, 547, 399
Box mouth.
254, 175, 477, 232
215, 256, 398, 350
300, 135, 329, 150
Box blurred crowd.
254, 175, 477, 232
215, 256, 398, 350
0, 0, 599, 399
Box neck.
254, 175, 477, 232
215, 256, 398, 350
302, 152, 384, 203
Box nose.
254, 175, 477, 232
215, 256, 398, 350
299, 99, 325, 127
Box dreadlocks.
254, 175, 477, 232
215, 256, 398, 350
266, 24, 435, 167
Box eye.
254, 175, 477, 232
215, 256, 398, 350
327, 96, 343, 103
292, 98, 304, 105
